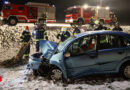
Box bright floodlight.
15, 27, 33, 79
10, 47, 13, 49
74, 6, 76, 8
84, 4, 88, 9
106, 7, 110, 10
97, 6, 100, 9
4, 1, 10, 4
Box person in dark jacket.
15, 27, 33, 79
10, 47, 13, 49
57, 27, 71, 43
89, 17, 95, 27
95, 22, 110, 30
88, 17, 95, 31
70, 23, 81, 35
112, 23, 123, 31
20, 26, 31, 58
32, 23, 48, 52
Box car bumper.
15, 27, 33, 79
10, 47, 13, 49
27, 57, 42, 70
65, 19, 74, 23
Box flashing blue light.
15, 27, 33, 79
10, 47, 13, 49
4, 1, 10, 4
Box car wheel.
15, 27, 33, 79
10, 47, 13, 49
120, 63, 130, 79
49, 68, 63, 82
33, 70, 38, 76
8, 17, 18, 26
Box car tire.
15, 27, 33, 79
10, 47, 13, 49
49, 67, 65, 82
8, 17, 18, 26
120, 63, 130, 79
33, 70, 39, 76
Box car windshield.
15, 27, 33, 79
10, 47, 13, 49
66, 9, 73, 14
4, 5, 12, 10
58, 36, 75, 52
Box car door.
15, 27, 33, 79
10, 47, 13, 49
64, 35, 99, 77
28, 7, 38, 19
73, 8, 79, 20
96, 34, 127, 72
83, 8, 91, 23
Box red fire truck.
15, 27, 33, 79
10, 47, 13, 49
65, 5, 113, 25
0, 2, 56, 26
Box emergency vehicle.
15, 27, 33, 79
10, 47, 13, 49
0, 2, 56, 26
65, 5, 112, 25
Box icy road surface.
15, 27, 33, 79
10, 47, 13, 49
0, 65, 130, 90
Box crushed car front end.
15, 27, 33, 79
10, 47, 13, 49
27, 40, 58, 75
28, 52, 42, 70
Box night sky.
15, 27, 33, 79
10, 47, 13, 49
0, 0, 130, 24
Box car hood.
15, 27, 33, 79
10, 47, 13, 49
40, 40, 58, 59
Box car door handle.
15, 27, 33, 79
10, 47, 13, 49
118, 51, 125, 54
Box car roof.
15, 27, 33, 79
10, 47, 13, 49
75, 30, 130, 39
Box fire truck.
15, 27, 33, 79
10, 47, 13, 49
65, 5, 113, 25
0, 2, 56, 26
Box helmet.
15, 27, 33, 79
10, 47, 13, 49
25, 26, 29, 30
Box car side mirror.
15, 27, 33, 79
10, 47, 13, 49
64, 52, 71, 58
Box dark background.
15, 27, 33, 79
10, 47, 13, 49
0, 0, 130, 25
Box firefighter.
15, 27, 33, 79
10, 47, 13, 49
57, 27, 70, 43
110, 15, 118, 26
94, 19, 100, 25
39, 12, 48, 24
112, 23, 123, 31
70, 23, 81, 35
32, 23, 48, 52
88, 17, 95, 31
95, 21, 110, 30
20, 26, 31, 59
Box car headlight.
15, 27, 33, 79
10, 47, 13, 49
65, 20, 68, 23
69, 19, 73, 22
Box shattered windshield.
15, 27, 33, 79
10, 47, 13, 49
58, 36, 75, 52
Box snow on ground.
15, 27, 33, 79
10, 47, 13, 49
0, 24, 130, 90
0, 65, 130, 90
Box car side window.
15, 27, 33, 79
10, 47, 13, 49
99, 34, 121, 50
120, 36, 130, 47
84, 9, 89, 13
67, 39, 81, 56
74, 9, 79, 14
67, 35, 97, 56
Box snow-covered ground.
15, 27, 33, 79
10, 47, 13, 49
0, 24, 130, 90
0, 65, 130, 90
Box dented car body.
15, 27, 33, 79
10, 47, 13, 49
28, 31, 130, 80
